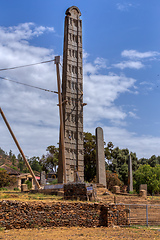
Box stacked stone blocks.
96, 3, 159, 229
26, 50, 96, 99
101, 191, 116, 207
0, 200, 129, 229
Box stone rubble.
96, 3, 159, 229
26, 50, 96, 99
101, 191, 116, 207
0, 200, 129, 229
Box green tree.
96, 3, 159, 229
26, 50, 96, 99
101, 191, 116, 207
138, 157, 149, 165
17, 154, 25, 172
9, 149, 12, 159
11, 154, 16, 166
148, 155, 158, 167
139, 155, 159, 168
84, 132, 96, 182
0, 147, 6, 157
105, 141, 114, 168
108, 147, 138, 185
134, 164, 160, 194
29, 156, 41, 172
40, 146, 59, 173
157, 156, 160, 164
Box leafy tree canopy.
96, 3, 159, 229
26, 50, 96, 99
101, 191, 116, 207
29, 156, 41, 172
105, 145, 138, 185
134, 164, 160, 194
40, 145, 59, 173
84, 132, 96, 182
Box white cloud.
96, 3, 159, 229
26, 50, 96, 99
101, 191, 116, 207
83, 50, 89, 60
113, 60, 144, 69
139, 81, 155, 92
83, 61, 136, 126
0, 23, 54, 44
122, 50, 160, 59
94, 57, 107, 69
0, 23, 58, 157
83, 57, 108, 74
140, 81, 153, 85
83, 63, 97, 75
128, 111, 139, 119
116, 3, 133, 11
1, 22, 159, 161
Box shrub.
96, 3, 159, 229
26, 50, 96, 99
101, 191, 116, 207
25, 180, 32, 190
0, 169, 16, 188
134, 164, 160, 194
50, 179, 58, 185
106, 170, 123, 191
0, 187, 8, 191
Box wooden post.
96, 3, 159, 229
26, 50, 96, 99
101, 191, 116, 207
55, 56, 67, 183
0, 107, 41, 189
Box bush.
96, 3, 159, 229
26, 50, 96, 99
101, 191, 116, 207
0, 187, 8, 191
50, 179, 58, 185
0, 169, 16, 188
25, 180, 32, 190
106, 170, 123, 191
134, 164, 160, 194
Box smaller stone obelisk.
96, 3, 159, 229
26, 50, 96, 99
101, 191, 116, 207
96, 127, 106, 187
128, 154, 133, 192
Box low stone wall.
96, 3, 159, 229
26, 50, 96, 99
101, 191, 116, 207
64, 183, 87, 200
0, 200, 129, 229
64, 183, 97, 201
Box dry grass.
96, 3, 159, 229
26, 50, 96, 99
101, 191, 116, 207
1, 189, 160, 204
0, 191, 63, 202
0, 226, 160, 240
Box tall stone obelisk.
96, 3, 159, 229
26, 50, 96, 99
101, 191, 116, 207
58, 6, 84, 183
128, 154, 133, 192
96, 127, 107, 187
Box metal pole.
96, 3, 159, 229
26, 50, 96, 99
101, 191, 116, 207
146, 204, 148, 227
54, 56, 66, 183
0, 107, 41, 189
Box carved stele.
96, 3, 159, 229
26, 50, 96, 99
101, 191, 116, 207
128, 154, 133, 192
96, 127, 106, 187
58, 6, 84, 183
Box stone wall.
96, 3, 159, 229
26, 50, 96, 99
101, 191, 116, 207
64, 183, 87, 200
64, 183, 97, 201
0, 201, 129, 229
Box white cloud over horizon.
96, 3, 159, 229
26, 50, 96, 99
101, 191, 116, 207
112, 49, 160, 70
116, 3, 133, 12
0, 22, 160, 160
113, 60, 144, 69
121, 50, 160, 59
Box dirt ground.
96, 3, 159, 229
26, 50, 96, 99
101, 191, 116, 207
0, 226, 160, 240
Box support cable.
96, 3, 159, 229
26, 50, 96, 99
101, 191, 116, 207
0, 76, 56, 93
0, 59, 55, 72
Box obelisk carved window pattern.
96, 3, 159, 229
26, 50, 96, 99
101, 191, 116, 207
59, 6, 84, 182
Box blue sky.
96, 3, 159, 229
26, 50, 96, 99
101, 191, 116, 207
0, 0, 160, 159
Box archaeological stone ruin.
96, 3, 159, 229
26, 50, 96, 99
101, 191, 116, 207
128, 154, 133, 192
96, 127, 107, 187
58, 6, 84, 183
